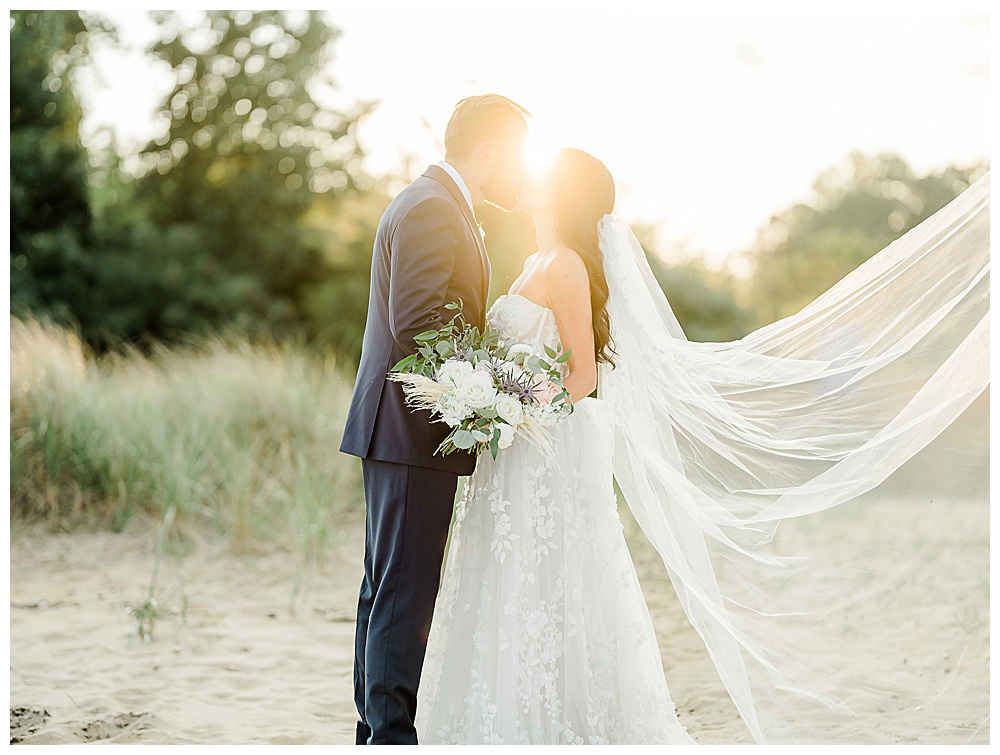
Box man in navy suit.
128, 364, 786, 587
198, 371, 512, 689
340, 94, 530, 745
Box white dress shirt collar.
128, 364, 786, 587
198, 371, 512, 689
437, 160, 474, 209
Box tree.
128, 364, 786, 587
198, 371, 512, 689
9, 11, 99, 330
630, 225, 754, 343
299, 186, 391, 365
747, 153, 988, 326
645, 257, 754, 343
116, 10, 373, 342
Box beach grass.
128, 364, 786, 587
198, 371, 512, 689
9, 315, 363, 560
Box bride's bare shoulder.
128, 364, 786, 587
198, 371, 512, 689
542, 246, 588, 283
541, 246, 590, 305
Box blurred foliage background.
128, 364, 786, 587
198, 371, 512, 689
9, 10, 989, 536
11, 9, 388, 360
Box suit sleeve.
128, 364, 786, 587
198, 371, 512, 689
388, 196, 462, 356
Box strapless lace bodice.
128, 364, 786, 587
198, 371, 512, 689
487, 294, 561, 354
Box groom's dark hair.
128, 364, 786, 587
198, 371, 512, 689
444, 94, 531, 161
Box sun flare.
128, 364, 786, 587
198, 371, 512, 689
526, 125, 561, 178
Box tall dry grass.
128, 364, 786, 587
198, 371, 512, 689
9, 315, 363, 561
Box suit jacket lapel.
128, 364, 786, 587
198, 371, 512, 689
422, 165, 491, 298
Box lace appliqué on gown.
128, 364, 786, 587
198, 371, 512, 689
416, 294, 694, 745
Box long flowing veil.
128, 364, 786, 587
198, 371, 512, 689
597, 173, 989, 743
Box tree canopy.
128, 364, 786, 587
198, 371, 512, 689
102, 10, 374, 345
8, 11, 989, 363
10, 10, 380, 352
747, 153, 988, 326
10, 11, 96, 331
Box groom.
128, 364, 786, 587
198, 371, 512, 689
340, 94, 530, 745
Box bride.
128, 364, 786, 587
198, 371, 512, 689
418, 148, 694, 744
415, 149, 989, 744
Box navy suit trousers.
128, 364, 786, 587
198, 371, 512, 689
354, 458, 458, 745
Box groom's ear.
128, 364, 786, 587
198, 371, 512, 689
476, 141, 497, 166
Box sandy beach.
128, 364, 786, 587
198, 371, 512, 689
9, 495, 989, 746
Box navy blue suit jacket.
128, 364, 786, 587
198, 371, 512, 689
339, 164, 490, 475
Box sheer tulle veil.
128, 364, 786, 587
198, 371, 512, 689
596, 173, 989, 743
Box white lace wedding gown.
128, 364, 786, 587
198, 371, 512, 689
416, 293, 695, 745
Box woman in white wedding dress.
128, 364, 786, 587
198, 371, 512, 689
417, 149, 989, 745
417, 149, 693, 744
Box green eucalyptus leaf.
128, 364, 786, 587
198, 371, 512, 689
452, 429, 476, 449
393, 354, 416, 371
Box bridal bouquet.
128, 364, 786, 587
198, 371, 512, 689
389, 301, 573, 459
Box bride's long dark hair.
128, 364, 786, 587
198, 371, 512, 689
552, 148, 617, 367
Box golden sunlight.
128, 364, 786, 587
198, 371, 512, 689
526, 122, 561, 178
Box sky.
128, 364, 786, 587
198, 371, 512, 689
76, 2, 991, 274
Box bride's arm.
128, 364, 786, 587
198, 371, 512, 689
544, 249, 597, 404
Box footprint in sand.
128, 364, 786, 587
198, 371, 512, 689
76, 712, 151, 743
9, 708, 151, 745
10, 707, 50, 744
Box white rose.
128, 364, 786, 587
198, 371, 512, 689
474, 360, 493, 372
436, 393, 471, 428
496, 422, 515, 449
506, 344, 534, 366
436, 359, 474, 391
494, 393, 525, 425
455, 370, 497, 409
